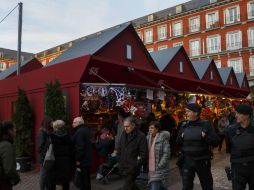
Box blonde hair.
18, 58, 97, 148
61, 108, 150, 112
52, 120, 65, 130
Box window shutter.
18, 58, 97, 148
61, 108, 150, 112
226, 33, 229, 50
248, 3, 250, 19
239, 31, 242, 48
206, 14, 209, 28
215, 11, 219, 22
237, 6, 240, 21
218, 35, 221, 51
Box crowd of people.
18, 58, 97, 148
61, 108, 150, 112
0, 103, 254, 190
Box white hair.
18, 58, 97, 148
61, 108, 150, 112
52, 120, 65, 130
73, 117, 84, 127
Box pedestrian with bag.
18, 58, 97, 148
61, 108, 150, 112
147, 121, 170, 190
225, 104, 254, 190
0, 121, 20, 190
72, 116, 92, 190
47, 120, 73, 190
176, 103, 219, 190
37, 116, 53, 190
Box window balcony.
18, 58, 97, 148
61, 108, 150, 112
189, 25, 200, 33
173, 29, 183, 37
207, 46, 220, 54
190, 49, 201, 57
206, 21, 220, 30
225, 14, 240, 25
226, 42, 242, 50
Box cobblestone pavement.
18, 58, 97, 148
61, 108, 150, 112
14, 149, 244, 190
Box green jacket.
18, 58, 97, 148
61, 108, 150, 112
0, 140, 20, 185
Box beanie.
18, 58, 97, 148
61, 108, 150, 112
186, 103, 201, 113
235, 104, 253, 117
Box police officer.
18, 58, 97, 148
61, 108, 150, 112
176, 103, 219, 190
225, 104, 254, 190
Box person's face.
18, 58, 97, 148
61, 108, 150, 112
149, 125, 158, 137
124, 120, 135, 134
235, 112, 250, 124
185, 108, 198, 121
72, 119, 79, 128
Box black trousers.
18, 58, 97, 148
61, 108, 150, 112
231, 162, 254, 190
80, 167, 91, 190
120, 173, 140, 190
181, 157, 213, 190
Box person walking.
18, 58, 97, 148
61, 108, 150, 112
216, 114, 229, 151
72, 116, 92, 190
225, 104, 254, 190
176, 103, 219, 190
0, 121, 20, 190
37, 116, 53, 190
47, 120, 73, 190
117, 116, 148, 190
147, 121, 170, 190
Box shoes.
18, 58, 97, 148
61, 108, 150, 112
96, 173, 103, 180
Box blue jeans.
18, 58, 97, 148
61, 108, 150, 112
149, 181, 167, 190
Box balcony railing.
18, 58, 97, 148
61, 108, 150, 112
173, 29, 183, 37
248, 10, 254, 19
206, 21, 220, 29
190, 49, 201, 57
207, 46, 220, 53
249, 40, 254, 47
189, 25, 200, 33
226, 41, 242, 50
225, 14, 240, 24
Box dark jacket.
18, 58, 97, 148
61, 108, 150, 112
0, 140, 20, 185
160, 114, 176, 133
118, 128, 148, 175
48, 131, 73, 183
72, 124, 92, 168
37, 129, 49, 164
225, 120, 254, 163
176, 119, 219, 160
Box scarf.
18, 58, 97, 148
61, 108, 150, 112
148, 133, 158, 176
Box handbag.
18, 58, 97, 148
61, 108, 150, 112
43, 137, 55, 171
73, 168, 82, 188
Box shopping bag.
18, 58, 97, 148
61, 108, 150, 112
73, 168, 82, 188
43, 138, 55, 171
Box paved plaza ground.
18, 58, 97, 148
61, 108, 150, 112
13, 147, 239, 190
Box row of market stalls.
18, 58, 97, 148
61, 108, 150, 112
0, 22, 251, 163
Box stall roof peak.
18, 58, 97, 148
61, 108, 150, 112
149, 46, 182, 72
218, 67, 234, 85
191, 59, 213, 80
235, 73, 246, 87
47, 22, 131, 66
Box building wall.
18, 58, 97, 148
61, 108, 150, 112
135, 0, 254, 80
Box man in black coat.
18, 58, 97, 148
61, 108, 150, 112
225, 104, 254, 190
176, 103, 219, 190
72, 117, 92, 190
117, 116, 148, 190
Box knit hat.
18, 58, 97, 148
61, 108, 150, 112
186, 103, 201, 113
235, 104, 253, 117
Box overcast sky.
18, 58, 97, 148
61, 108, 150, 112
0, 0, 189, 53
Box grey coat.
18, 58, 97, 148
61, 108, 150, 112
147, 131, 170, 187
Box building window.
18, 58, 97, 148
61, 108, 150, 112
147, 48, 154, 52
207, 35, 221, 54
226, 31, 242, 50
249, 56, 254, 76
179, 61, 183, 73
137, 31, 143, 41
158, 45, 168, 51
189, 16, 200, 33
148, 14, 154, 22
190, 39, 201, 56
248, 28, 254, 47
206, 11, 219, 29
145, 29, 153, 44
224, 6, 240, 24
173, 41, 183, 47
173, 21, 183, 37
210, 71, 214, 80
0, 62, 6, 71
126, 44, 132, 60
158, 25, 167, 41
210, 0, 217, 3
247, 2, 254, 19
215, 60, 221, 68
228, 58, 243, 73
230, 77, 233, 85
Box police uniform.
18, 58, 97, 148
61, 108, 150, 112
176, 104, 220, 190
226, 104, 254, 190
